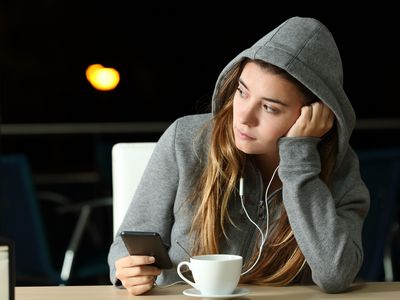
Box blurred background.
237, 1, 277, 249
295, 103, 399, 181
1, 1, 399, 286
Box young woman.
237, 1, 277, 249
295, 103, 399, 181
108, 16, 370, 295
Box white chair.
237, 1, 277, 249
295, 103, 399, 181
111, 142, 156, 238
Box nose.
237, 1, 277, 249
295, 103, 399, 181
239, 99, 258, 126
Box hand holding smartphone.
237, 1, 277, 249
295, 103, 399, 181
120, 231, 173, 269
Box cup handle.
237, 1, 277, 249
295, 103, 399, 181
177, 261, 196, 289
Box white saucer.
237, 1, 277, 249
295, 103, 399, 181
183, 287, 249, 299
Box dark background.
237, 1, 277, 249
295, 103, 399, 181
1, 1, 399, 285
1, 2, 399, 124
2, 2, 399, 173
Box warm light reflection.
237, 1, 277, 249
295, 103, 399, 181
86, 64, 120, 91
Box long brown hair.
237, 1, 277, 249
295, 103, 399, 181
190, 58, 338, 285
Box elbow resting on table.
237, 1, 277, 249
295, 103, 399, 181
313, 266, 359, 293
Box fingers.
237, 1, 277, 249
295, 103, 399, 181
300, 105, 313, 122
286, 102, 335, 138
309, 102, 335, 136
116, 255, 155, 268
122, 264, 161, 277
285, 106, 310, 137
310, 102, 330, 122
124, 276, 155, 295
115, 255, 162, 296
126, 283, 155, 296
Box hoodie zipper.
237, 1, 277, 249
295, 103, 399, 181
240, 162, 282, 262
241, 181, 282, 263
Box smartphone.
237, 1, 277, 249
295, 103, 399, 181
120, 231, 173, 269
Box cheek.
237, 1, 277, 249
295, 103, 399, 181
269, 126, 288, 140
261, 112, 301, 139
280, 110, 302, 133
262, 119, 290, 139
287, 109, 302, 126
232, 97, 240, 122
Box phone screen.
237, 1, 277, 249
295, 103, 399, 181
120, 231, 173, 269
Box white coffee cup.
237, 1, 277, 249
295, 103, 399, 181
177, 254, 242, 295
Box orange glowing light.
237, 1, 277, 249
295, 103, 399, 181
86, 64, 120, 91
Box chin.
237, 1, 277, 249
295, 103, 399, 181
235, 141, 258, 154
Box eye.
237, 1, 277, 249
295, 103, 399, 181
237, 87, 248, 99
263, 104, 278, 113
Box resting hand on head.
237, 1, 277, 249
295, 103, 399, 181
286, 102, 334, 138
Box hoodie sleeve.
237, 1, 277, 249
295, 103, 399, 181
278, 137, 370, 293
107, 119, 179, 286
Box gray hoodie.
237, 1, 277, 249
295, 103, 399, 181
108, 16, 370, 293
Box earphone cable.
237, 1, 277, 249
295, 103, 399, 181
239, 165, 279, 275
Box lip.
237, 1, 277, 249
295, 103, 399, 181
236, 127, 256, 140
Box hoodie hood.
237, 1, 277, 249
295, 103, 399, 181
211, 16, 355, 164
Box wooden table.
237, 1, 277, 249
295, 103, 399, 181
16, 282, 400, 299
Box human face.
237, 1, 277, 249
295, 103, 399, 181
233, 61, 305, 156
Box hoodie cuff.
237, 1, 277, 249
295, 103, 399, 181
278, 137, 321, 170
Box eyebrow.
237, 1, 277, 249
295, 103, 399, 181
238, 78, 288, 107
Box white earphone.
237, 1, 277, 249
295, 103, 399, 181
239, 165, 279, 275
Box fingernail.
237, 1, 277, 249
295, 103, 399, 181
148, 256, 155, 263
